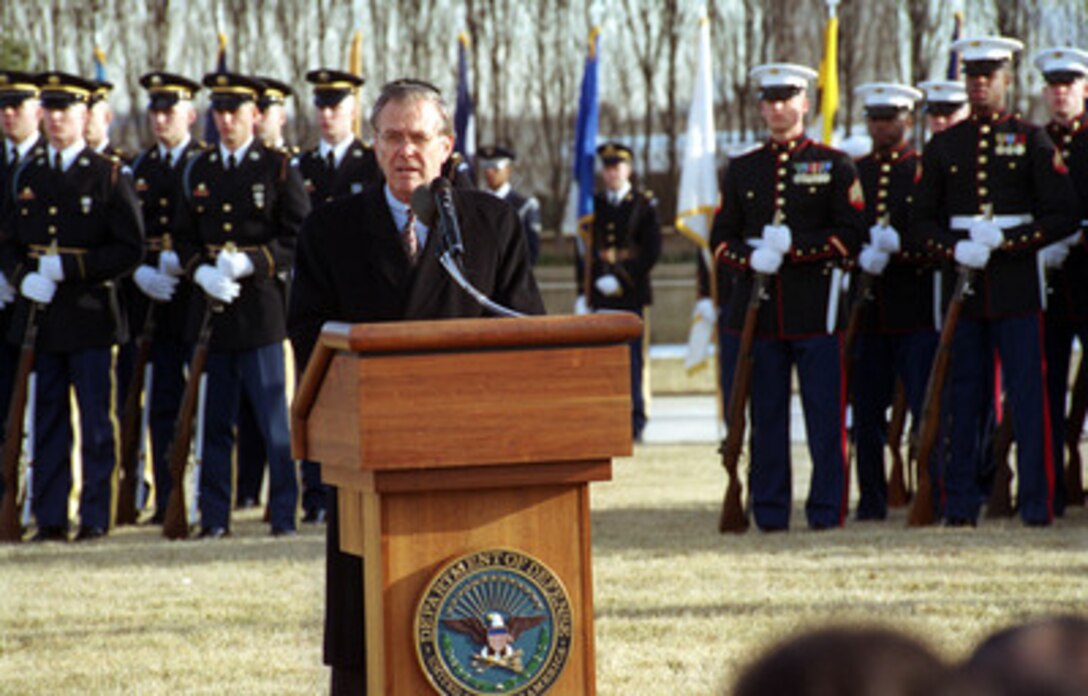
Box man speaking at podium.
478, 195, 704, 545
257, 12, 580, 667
287, 79, 543, 695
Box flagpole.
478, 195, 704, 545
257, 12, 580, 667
819, 0, 840, 144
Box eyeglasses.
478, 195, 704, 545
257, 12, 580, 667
377, 130, 443, 148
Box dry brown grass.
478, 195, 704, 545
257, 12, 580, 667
3, 443, 1087, 695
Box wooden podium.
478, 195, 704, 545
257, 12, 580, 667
291, 313, 641, 694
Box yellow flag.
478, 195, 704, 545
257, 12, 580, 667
818, 14, 838, 144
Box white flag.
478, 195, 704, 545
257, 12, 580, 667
675, 11, 718, 247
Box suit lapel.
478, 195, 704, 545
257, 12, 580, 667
364, 187, 415, 295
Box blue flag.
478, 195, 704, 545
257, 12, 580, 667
204, 34, 228, 146
454, 33, 475, 164
946, 12, 963, 80
93, 47, 107, 82
572, 28, 601, 236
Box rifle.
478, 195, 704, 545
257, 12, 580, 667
162, 302, 215, 540
885, 380, 911, 507
115, 302, 156, 525
841, 271, 875, 401
985, 401, 1016, 518
0, 304, 39, 542
1065, 352, 1088, 506
718, 272, 768, 533
908, 266, 974, 526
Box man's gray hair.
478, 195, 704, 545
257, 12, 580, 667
369, 79, 453, 135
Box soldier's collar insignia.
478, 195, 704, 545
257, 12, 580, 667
415, 549, 573, 694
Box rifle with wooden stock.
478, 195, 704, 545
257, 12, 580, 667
1065, 353, 1088, 506
161, 302, 215, 540
885, 380, 911, 507
115, 302, 156, 525
718, 272, 768, 533
0, 304, 39, 542
908, 265, 974, 526
985, 400, 1016, 518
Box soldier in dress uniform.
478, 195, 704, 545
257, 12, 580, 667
911, 37, 1079, 526
580, 141, 661, 442
172, 72, 310, 538
85, 80, 128, 163
0, 71, 143, 541
1033, 47, 1088, 514
233, 74, 296, 511
125, 71, 205, 523
917, 80, 969, 136
477, 144, 541, 264
295, 69, 380, 210
849, 83, 939, 520
712, 63, 866, 531
0, 71, 46, 503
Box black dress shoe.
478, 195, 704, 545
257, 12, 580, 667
236, 497, 257, 510
75, 526, 107, 541
198, 526, 230, 539
302, 508, 327, 524
271, 526, 297, 538
31, 527, 68, 542
944, 517, 977, 528
148, 510, 165, 525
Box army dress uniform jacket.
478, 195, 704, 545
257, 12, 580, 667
127, 140, 207, 342
1045, 111, 1088, 322
295, 138, 380, 209
173, 142, 310, 351
911, 111, 1079, 320
855, 143, 939, 333
583, 187, 662, 312
1, 136, 48, 343
0, 148, 143, 351
286, 184, 544, 671
712, 136, 866, 338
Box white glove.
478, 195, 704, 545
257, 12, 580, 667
0, 272, 14, 308
858, 245, 890, 275
969, 220, 1004, 249
762, 224, 792, 254
158, 250, 183, 276
574, 295, 589, 315
216, 249, 255, 279
194, 264, 241, 304
870, 224, 901, 254
692, 297, 717, 324
954, 240, 991, 269
750, 247, 784, 274
20, 272, 57, 304
134, 265, 178, 302
594, 274, 622, 297
1040, 241, 1070, 269
39, 254, 64, 282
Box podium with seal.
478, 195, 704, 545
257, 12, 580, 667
291, 314, 640, 694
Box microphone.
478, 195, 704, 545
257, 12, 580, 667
430, 178, 465, 258
410, 184, 438, 228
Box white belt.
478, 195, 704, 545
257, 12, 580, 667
949, 213, 1033, 231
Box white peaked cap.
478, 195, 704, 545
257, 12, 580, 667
952, 36, 1024, 63
918, 80, 967, 104
854, 82, 924, 109
749, 63, 818, 89
1033, 47, 1088, 77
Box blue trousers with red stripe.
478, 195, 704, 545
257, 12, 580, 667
948, 314, 1055, 525
1043, 315, 1088, 517
749, 333, 847, 530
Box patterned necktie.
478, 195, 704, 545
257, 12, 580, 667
402, 210, 419, 262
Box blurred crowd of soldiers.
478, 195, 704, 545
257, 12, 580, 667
1, 31, 1086, 542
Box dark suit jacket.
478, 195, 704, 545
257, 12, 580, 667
286, 183, 544, 672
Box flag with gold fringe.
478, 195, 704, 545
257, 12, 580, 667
567, 27, 601, 240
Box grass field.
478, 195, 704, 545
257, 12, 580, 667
3, 439, 1087, 695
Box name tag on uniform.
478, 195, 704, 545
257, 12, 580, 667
81, 196, 93, 214
792, 160, 832, 185
995, 133, 1027, 156
253, 183, 266, 209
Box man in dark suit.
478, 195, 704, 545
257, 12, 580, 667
125, 71, 205, 523
172, 72, 310, 538
287, 78, 543, 696
0, 71, 143, 541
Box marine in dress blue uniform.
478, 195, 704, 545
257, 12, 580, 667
849, 83, 940, 520
0, 71, 143, 541
917, 80, 969, 137
911, 37, 1080, 526
125, 71, 206, 523
712, 63, 866, 531
172, 72, 310, 537
477, 144, 542, 265
0, 71, 45, 507
582, 142, 661, 441
1034, 47, 1088, 515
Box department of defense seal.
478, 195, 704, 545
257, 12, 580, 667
415, 548, 573, 694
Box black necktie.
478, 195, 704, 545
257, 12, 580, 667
53, 151, 63, 172
326, 150, 336, 171
226, 153, 236, 171
164, 151, 173, 168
